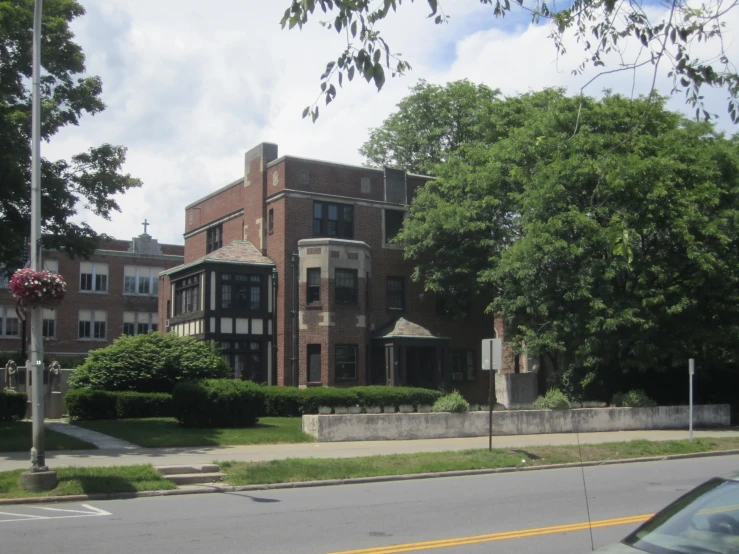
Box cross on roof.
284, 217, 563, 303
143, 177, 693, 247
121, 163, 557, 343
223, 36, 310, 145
142, 219, 150, 234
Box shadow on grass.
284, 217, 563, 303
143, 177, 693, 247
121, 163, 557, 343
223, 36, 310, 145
511, 449, 541, 460
74, 475, 139, 495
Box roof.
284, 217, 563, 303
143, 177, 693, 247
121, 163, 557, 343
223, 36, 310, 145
373, 317, 449, 340
160, 240, 274, 277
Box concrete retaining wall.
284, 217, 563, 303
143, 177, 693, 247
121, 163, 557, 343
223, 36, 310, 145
302, 405, 731, 442
2, 367, 75, 419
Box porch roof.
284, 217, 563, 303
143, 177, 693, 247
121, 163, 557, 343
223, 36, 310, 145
372, 317, 449, 340
160, 240, 275, 277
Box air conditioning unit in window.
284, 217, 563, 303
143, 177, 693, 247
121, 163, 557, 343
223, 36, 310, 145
451, 372, 463, 381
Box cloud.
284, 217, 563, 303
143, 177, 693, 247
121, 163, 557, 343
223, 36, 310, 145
43, 0, 738, 245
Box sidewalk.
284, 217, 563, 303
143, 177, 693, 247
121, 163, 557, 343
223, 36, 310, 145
2, 428, 737, 471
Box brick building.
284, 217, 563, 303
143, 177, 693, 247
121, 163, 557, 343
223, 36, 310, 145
0, 232, 184, 361
160, 143, 529, 402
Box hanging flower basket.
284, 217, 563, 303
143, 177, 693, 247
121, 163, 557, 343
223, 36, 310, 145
9, 268, 66, 309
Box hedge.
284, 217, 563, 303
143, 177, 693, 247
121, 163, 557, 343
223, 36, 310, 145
173, 379, 265, 428
262, 386, 444, 416
66, 390, 173, 421
0, 390, 27, 421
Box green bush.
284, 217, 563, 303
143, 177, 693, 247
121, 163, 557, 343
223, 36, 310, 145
354, 386, 442, 408
301, 388, 360, 414
262, 387, 303, 417
611, 389, 657, 408
66, 390, 173, 420
533, 389, 571, 410
68, 332, 230, 393
432, 390, 469, 413
0, 390, 27, 421
173, 379, 265, 428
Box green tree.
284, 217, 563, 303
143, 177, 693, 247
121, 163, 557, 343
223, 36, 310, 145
0, 0, 140, 271
398, 88, 739, 401
360, 80, 500, 175
281, 0, 739, 124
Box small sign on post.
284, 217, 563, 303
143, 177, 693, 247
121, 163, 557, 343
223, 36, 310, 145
482, 338, 503, 451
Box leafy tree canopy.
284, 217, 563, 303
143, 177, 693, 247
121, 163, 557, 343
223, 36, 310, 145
0, 0, 141, 271
281, 0, 739, 124
395, 85, 739, 400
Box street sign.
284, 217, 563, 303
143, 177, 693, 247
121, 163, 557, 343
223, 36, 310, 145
481, 338, 502, 372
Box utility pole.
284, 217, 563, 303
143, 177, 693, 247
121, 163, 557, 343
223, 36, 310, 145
20, 0, 57, 492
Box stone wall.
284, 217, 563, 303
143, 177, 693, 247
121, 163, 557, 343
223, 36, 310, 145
302, 405, 731, 442
495, 373, 538, 408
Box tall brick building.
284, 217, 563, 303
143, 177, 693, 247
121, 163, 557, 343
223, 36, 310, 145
160, 143, 529, 402
0, 232, 183, 361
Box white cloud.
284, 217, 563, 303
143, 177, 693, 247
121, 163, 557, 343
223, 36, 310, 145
43, 0, 738, 245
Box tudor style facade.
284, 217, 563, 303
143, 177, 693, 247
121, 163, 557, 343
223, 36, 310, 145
160, 142, 535, 402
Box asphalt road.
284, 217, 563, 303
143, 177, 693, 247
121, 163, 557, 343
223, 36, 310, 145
2, 455, 738, 554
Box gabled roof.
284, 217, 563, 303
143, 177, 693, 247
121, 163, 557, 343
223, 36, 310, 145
160, 240, 274, 277
373, 317, 449, 340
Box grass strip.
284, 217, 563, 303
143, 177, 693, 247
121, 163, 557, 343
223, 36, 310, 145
220, 437, 739, 486
0, 422, 96, 452
73, 417, 313, 448
0, 465, 176, 499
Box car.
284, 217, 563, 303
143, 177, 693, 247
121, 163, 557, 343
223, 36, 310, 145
595, 471, 739, 553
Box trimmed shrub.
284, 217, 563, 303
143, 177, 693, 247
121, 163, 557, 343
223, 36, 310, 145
353, 386, 443, 408
66, 390, 173, 420
432, 390, 469, 413
533, 389, 571, 410
68, 332, 230, 393
612, 389, 657, 408
0, 390, 27, 421
173, 379, 265, 428
262, 387, 303, 417
301, 388, 360, 415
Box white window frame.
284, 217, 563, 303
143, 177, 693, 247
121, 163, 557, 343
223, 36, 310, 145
123, 266, 163, 296
1, 306, 21, 338
123, 312, 158, 335
78, 310, 107, 340
80, 262, 109, 293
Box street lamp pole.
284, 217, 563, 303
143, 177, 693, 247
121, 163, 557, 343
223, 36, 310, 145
21, 0, 56, 491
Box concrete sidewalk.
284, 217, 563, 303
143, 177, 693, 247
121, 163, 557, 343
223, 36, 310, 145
1, 428, 737, 471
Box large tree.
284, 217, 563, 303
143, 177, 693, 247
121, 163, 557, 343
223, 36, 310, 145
0, 0, 140, 271
397, 87, 739, 402
281, 0, 739, 124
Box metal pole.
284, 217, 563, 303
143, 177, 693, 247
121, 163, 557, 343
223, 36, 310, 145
30, 0, 47, 472
689, 358, 694, 442
488, 340, 493, 452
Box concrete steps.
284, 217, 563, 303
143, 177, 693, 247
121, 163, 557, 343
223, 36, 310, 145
155, 464, 224, 485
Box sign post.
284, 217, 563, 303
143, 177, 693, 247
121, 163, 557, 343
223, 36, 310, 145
689, 358, 694, 442
482, 338, 502, 452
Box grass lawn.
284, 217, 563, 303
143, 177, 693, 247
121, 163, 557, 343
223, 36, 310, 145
0, 465, 176, 499
0, 422, 96, 452
73, 417, 313, 448
220, 437, 739, 486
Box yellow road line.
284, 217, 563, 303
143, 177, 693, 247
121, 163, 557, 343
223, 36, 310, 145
327, 513, 653, 554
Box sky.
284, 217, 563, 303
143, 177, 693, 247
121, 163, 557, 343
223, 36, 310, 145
44, 0, 739, 246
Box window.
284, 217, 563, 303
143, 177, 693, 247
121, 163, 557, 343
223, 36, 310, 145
307, 268, 321, 304
221, 274, 262, 311
1, 307, 20, 337
220, 341, 264, 382
335, 269, 357, 306
42, 309, 55, 338
80, 262, 108, 293
308, 344, 321, 382
384, 167, 407, 204
384, 210, 404, 244
123, 312, 157, 335
450, 350, 475, 381
335, 345, 357, 380
124, 266, 164, 296
268, 209, 274, 233
174, 275, 200, 315
206, 225, 223, 253
313, 201, 353, 239
43, 259, 58, 273
386, 277, 405, 310
78, 310, 106, 340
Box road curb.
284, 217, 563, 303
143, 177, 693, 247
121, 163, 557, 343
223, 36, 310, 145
2, 447, 738, 506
